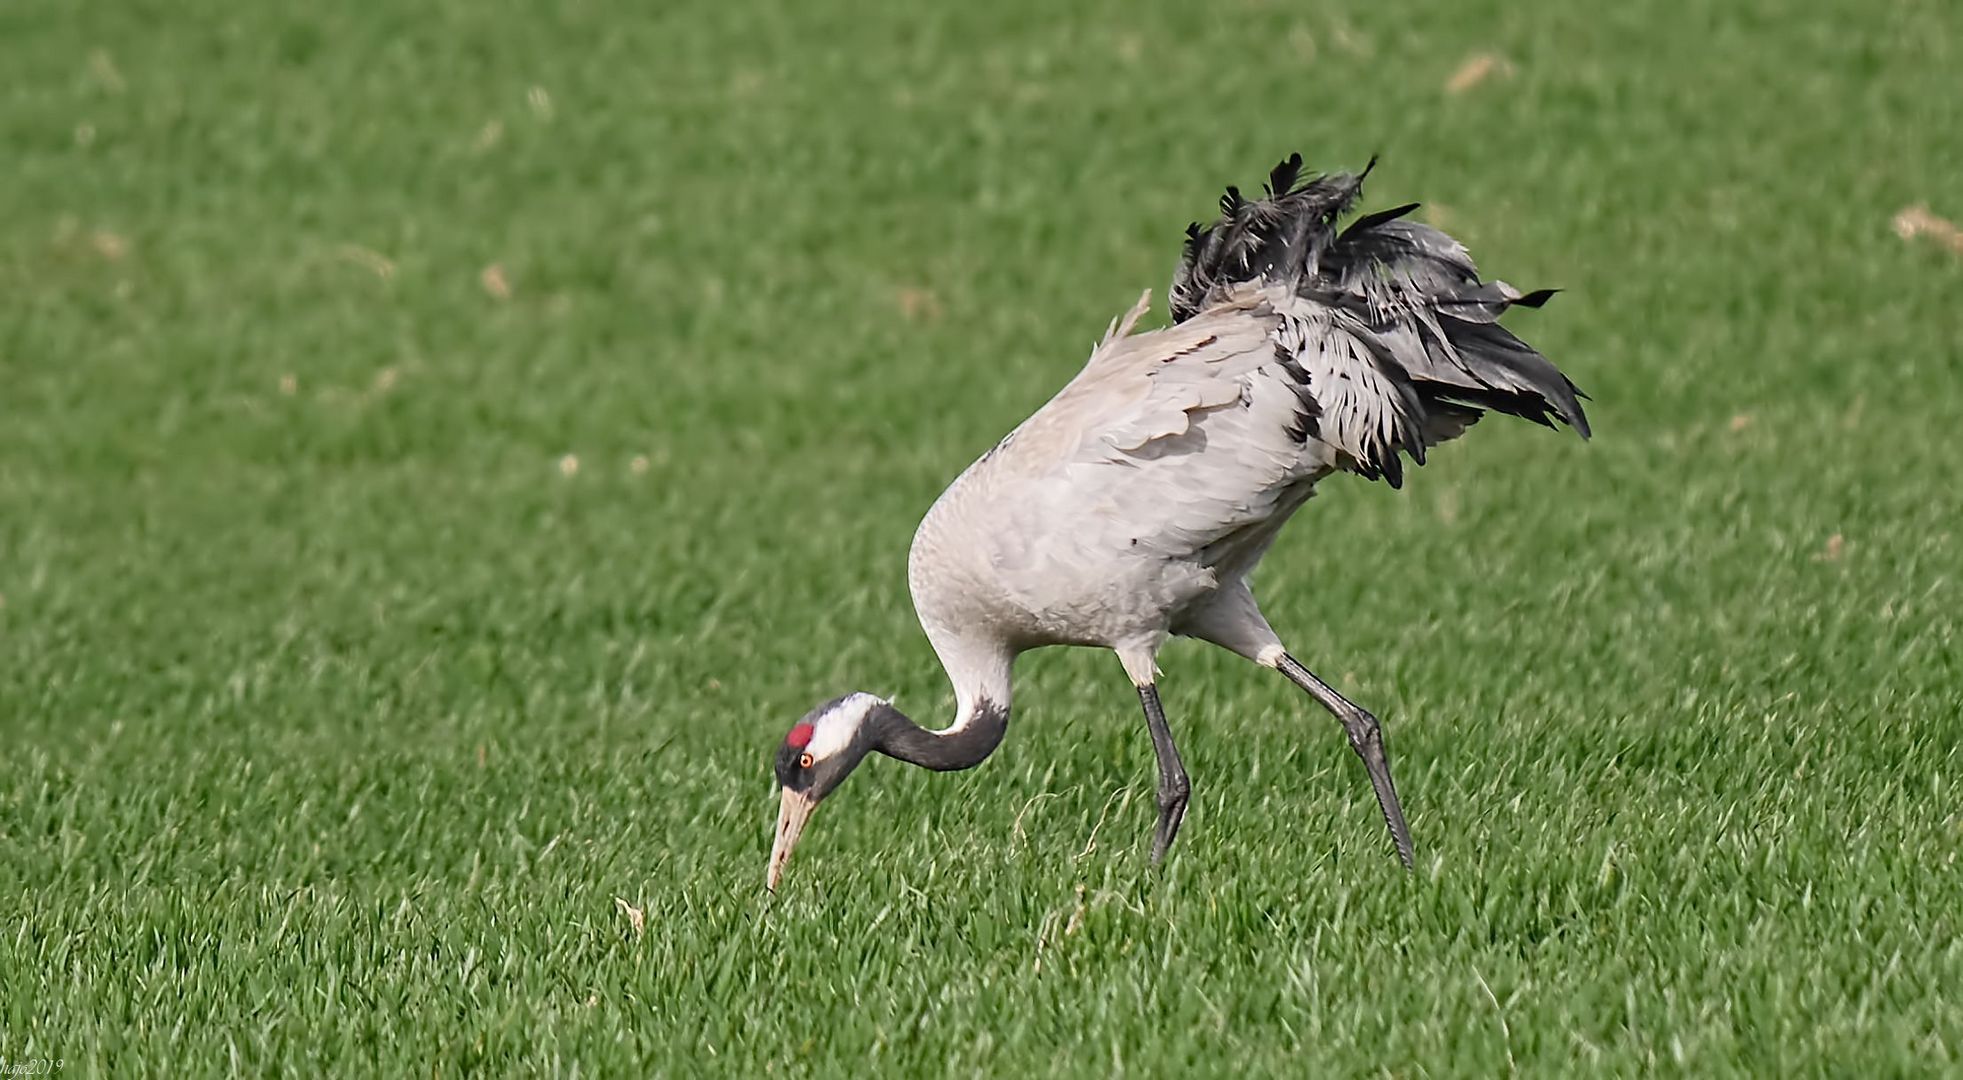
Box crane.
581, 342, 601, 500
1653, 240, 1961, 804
767, 154, 1588, 890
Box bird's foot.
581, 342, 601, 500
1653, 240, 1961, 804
1149, 780, 1191, 864
1339, 706, 1414, 869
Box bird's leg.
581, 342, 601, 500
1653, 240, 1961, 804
1136, 683, 1191, 863
1275, 653, 1415, 869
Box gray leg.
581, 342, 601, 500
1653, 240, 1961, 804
1276, 654, 1415, 869
1136, 684, 1191, 863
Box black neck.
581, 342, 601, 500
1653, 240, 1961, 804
868, 699, 1009, 772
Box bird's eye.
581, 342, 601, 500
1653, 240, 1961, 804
798, 752, 814, 769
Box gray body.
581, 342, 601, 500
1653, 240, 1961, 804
909, 288, 1333, 692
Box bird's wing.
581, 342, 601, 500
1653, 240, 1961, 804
1080, 290, 1286, 455
984, 292, 1335, 571
1167, 154, 1590, 488
1052, 284, 1548, 500
992, 291, 1285, 469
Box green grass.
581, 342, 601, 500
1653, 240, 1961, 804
4, 0, 1962, 1074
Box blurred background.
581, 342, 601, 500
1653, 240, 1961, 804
3, 0, 1959, 1073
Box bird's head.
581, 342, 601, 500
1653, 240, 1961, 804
768, 692, 889, 891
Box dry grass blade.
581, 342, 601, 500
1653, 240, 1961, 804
481, 263, 512, 301
1446, 52, 1513, 94
1892, 205, 1963, 254
613, 896, 645, 938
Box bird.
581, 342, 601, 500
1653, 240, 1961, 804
767, 153, 1588, 890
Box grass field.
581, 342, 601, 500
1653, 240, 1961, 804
4, 0, 1962, 1074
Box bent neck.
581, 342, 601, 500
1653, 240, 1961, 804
868, 628, 1016, 772
870, 697, 1009, 771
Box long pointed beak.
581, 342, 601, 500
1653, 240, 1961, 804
768, 788, 818, 891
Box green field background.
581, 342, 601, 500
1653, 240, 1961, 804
3, 0, 1960, 1074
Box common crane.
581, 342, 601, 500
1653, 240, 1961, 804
767, 154, 1588, 889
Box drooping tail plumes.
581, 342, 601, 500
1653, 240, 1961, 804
1170, 153, 1374, 322
1169, 154, 1589, 485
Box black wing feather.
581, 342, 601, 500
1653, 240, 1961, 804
1167, 153, 1589, 484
